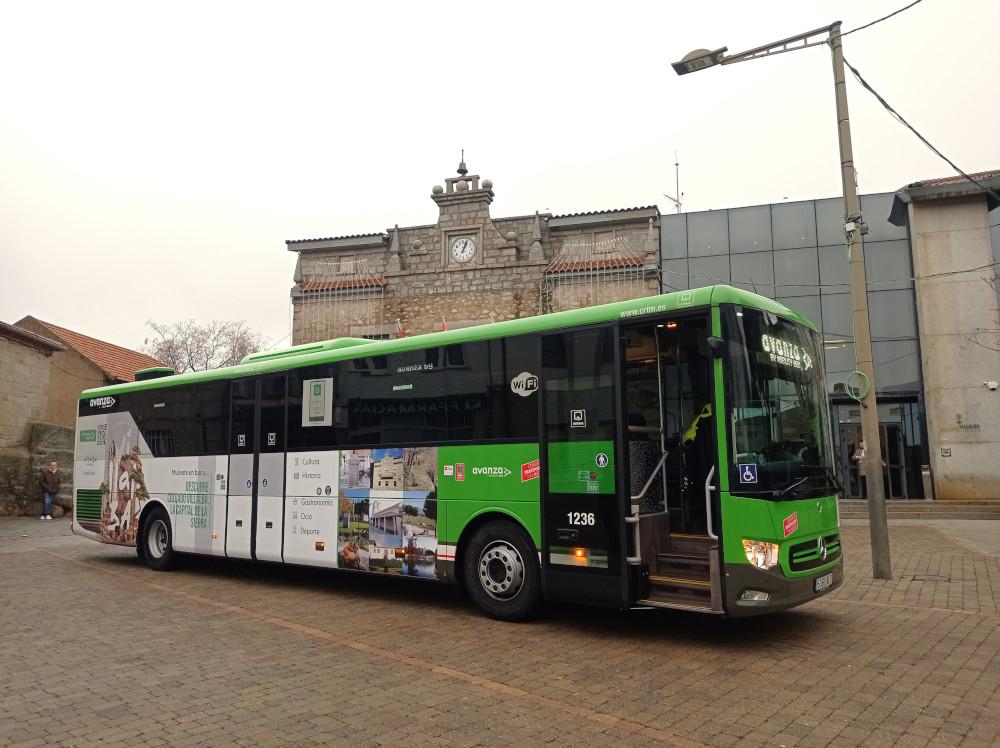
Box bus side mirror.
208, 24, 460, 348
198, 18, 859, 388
707, 336, 725, 358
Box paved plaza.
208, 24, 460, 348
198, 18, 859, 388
0, 517, 998, 747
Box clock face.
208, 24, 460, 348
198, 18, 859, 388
450, 236, 477, 263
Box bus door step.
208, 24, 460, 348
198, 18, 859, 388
635, 597, 722, 614
646, 573, 713, 608
656, 553, 710, 581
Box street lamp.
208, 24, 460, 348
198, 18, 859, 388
671, 47, 728, 76
672, 22, 892, 580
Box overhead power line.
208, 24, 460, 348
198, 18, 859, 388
842, 57, 1000, 204
842, 0, 924, 37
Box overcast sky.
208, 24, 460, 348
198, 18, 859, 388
2, 0, 998, 353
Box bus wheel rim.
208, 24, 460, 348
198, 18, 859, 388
148, 519, 168, 559
478, 540, 524, 600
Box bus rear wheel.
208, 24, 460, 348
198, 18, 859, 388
463, 520, 540, 621
139, 507, 176, 571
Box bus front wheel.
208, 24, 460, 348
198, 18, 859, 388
139, 507, 176, 571
463, 520, 540, 621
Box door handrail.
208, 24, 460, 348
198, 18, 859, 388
631, 451, 669, 502
705, 465, 718, 540
626, 450, 669, 566
627, 425, 661, 435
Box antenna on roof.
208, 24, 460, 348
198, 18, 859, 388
662, 150, 684, 213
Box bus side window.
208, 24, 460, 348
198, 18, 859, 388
446, 341, 493, 442
195, 382, 228, 455
502, 335, 540, 440
444, 337, 539, 443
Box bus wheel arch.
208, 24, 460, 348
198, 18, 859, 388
456, 512, 541, 621
136, 501, 176, 571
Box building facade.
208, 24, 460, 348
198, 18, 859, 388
890, 172, 1000, 499
287, 162, 660, 344
14, 316, 163, 429
0, 323, 63, 449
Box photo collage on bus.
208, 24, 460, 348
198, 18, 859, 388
335, 447, 439, 577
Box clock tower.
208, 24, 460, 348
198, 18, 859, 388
430, 157, 511, 269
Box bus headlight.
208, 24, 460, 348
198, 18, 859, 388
742, 539, 780, 570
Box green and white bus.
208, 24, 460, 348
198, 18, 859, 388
73, 285, 842, 620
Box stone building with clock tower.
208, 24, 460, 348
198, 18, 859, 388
287, 161, 661, 344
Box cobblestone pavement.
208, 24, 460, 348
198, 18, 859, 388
1, 517, 998, 747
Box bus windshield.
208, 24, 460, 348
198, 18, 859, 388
723, 305, 837, 500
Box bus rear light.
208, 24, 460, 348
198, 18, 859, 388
742, 539, 780, 570
573, 548, 586, 559
739, 589, 770, 602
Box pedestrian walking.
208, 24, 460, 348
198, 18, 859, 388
851, 440, 867, 465
38, 460, 60, 520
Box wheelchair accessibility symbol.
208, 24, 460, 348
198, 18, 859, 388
738, 463, 758, 484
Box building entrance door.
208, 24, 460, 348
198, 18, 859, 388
838, 422, 909, 499
881, 423, 907, 499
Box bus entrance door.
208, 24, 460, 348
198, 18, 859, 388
623, 317, 723, 613
226, 375, 286, 562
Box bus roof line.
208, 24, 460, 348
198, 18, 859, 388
81, 285, 812, 398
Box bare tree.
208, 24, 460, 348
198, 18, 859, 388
143, 319, 266, 373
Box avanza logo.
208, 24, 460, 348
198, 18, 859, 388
88, 396, 116, 409
471, 466, 512, 478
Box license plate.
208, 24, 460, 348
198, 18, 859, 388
814, 572, 834, 593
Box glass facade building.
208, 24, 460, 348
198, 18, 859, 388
661, 193, 928, 498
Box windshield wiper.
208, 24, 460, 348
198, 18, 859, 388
801, 464, 844, 496
774, 476, 811, 498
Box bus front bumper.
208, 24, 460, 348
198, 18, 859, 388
723, 561, 843, 617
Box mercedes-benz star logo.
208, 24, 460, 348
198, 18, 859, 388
817, 537, 828, 561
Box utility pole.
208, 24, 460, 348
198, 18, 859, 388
672, 21, 892, 579
829, 22, 891, 578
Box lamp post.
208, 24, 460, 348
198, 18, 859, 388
672, 22, 892, 580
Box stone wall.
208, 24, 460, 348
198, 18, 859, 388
548, 274, 661, 313
0, 422, 74, 517
0, 337, 52, 449
293, 294, 387, 343
15, 318, 107, 428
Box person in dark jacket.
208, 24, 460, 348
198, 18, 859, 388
38, 461, 60, 520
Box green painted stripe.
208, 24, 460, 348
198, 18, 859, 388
80, 286, 815, 399
76, 489, 102, 520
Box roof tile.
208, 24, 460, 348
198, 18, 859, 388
543, 256, 645, 273
300, 278, 388, 291
906, 169, 1000, 189
28, 319, 163, 382
286, 233, 385, 245
550, 205, 658, 220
